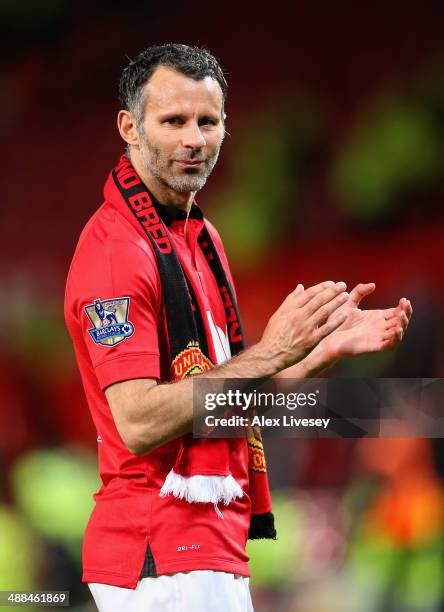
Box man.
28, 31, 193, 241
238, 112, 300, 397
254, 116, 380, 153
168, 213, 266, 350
64, 44, 411, 611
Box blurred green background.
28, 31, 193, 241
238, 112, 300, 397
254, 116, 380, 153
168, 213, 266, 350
1, 1, 444, 610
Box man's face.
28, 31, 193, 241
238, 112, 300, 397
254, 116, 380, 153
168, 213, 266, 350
136, 66, 225, 194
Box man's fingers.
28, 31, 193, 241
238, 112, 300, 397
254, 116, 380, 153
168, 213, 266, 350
381, 300, 411, 348
279, 283, 305, 309
400, 298, 413, 319
292, 280, 336, 307
303, 282, 348, 315
384, 323, 403, 337
384, 298, 412, 321
398, 311, 409, 327
383, 326, 404, 343
316, 310, 349, 341
385, 321, 405, 335
384, 308, 396, 320
313, 291, 350, 326
384, 305, 404, 320
349, 282, 375, 306
381, 336, 397, 349
386, 311, 409, 329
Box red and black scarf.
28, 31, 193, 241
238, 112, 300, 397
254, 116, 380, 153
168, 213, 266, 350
111, 155, 276, 540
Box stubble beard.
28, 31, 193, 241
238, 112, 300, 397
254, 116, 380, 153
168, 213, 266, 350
138, 130, 221, 194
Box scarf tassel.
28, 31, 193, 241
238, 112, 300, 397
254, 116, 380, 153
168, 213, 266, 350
160, 469, 244, 506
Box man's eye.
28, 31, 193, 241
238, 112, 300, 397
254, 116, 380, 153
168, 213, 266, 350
164, 117, 183, 125
199, 118, 217, 126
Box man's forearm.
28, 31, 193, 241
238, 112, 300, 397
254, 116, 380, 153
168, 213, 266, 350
112, 281, 350, 455
130, 340, 286, 455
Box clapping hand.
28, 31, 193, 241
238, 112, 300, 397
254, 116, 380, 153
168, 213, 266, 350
320, 283, 412, 361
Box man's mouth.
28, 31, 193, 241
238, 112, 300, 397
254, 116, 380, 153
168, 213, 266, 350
174, 160, 205, 167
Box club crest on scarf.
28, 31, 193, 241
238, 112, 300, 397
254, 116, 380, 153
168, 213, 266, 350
247, 424, 268, 473
170, 341, 213, 379
85, 297, 134, 346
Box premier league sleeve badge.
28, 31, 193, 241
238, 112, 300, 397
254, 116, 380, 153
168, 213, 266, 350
84, 297, 135, 346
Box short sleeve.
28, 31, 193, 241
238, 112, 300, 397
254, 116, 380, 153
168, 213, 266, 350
66, 232, 162, 391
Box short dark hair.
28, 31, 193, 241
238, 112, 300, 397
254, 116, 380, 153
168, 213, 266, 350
118, 43, 228, 127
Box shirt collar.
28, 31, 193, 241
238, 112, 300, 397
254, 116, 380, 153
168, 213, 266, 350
152, 198, 204, 227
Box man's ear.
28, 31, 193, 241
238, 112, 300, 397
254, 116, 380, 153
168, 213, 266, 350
117, 110, 139, 147
222, 112, 231, 138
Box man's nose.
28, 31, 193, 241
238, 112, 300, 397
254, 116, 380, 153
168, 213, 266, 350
182, 122, 206, 149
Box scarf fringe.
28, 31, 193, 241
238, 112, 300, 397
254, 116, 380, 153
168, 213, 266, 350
159, 469, 244, 505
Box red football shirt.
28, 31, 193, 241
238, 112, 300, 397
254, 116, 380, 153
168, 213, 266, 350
64, 165, 251, 588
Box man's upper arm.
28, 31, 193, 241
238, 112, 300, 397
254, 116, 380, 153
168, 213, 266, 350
69, 235, 163, 390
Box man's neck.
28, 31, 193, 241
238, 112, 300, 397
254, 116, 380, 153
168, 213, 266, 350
130, 152, 193, 213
